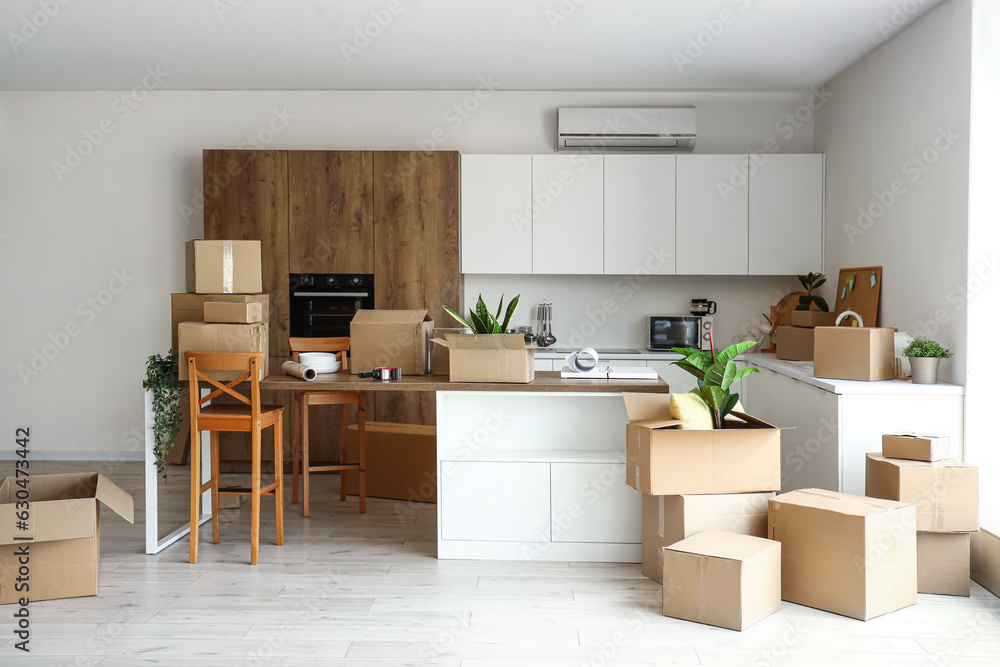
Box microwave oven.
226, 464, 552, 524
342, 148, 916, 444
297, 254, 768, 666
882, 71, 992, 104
648, 315, 714, 351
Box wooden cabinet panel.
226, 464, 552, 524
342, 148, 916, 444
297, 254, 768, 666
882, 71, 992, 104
288, 151, 375, 274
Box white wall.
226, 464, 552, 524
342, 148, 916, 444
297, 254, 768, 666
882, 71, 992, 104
0, 89, 814, 455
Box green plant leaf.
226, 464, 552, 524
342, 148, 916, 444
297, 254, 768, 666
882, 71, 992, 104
797, 275, 809, 291
696, 385, 729, 429
672, 359, 706, 381
500, 295, 519, 332
720, 392, 740, 419
731, 366, 761, 383
443, 305, 475, 330
475, 295, 491, 329
813, 296, 830, 312
494, 294, 505, 324
468, 310, 490, 334
713, 340, 757, 368
670, 347, 704, 357
813, 278, 826, 289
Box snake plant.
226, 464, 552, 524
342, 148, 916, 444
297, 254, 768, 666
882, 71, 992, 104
443, 294, 519, 334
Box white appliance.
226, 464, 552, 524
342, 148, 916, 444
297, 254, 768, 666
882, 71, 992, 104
556, 107, 697, 151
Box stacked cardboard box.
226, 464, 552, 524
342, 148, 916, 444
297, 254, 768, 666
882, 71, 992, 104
775, 310, 836, 361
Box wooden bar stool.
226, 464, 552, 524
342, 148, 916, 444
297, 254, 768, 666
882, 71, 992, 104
289, 337, 366, 517
185, 351, 284, 566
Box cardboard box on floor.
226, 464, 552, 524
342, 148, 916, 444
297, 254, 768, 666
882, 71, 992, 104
790, 310, 837, 328
865, 453, 978, 533
768, 488, 917, 621
342, 422, 437, 503
661, 529, 781, 632
813, 325, 895, 381
350, 310, 433, 375
185, 240, 263, 294
623, 393, 782, 496
171, 293, 270, 350
0, 473, 134, 605
882, 433, 950, 462
445, 334, 534, 383
641, 492, 774, 583
775, 326, 815, 361
918, 532, 971, 597
204, 301, 263, 324
177, 321, 269, 381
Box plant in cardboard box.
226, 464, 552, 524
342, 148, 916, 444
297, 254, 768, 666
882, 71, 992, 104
901, 337, 952, 384
443, 294, 519, 334
671, 334, 760, 429
795, 272, 830, 311
144, 349, 183, 478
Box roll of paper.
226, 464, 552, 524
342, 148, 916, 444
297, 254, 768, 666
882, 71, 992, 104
565, 347, 599, 373
282, 361, 317, 382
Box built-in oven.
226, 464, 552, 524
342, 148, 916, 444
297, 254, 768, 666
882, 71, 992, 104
648, 315, 714, 351
289, 274, 375, 339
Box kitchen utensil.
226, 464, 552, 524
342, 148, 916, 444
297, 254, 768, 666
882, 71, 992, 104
690, 298, 717, 316
535, 301, 556, 348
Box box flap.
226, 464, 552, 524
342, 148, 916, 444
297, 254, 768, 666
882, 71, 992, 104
352, 309, 429, 324
634, 417, 685, 430
430, 338, 450, 349
622, 392, 672, 422
94, 474, 135, 523
773, 488, 908, 516
445, 333, 526, 350
22, 472, 133, 523
668, 529, 777, 562
886, 432, 948, 441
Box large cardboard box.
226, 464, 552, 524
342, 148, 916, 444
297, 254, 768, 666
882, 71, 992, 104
623, 393, 781, 495
342, 422, 437, 503
445, 334, 534, 383
790, 310, 837, 328
185, 240, 262, 294
882, 433, 950, 462
430, 339, 450, 376
642, 492, 774, 583
813, 326, 895, 381
177, 321, 269, 381
350, 310, 433, 375
775, 326, 815, 361
768, 488, 917, 621
917, 532, 971, 596
661, 530, 781, 631
0, 473, 134, 605
171, 293, 269, 350
865, 453, 978, 533
204, 301, 263, 324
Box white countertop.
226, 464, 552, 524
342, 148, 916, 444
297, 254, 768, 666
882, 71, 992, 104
533, 348, 682, 361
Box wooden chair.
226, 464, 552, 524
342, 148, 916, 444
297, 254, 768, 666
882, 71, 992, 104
185, 351, 284, 566
289, 337, 366, 517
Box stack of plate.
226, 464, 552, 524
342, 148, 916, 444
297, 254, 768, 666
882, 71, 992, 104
298, 352, 341, 374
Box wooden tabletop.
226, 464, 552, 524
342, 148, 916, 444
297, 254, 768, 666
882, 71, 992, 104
261, 370, 670, 393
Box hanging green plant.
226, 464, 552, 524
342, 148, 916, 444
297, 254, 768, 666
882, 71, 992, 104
144, 350, 183, 479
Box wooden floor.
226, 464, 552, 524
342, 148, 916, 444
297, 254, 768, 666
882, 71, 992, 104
3, 461, 1000, 666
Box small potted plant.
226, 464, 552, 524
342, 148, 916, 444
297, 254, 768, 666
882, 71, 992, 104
900, 338, 952, 384
791, 272, 835, 328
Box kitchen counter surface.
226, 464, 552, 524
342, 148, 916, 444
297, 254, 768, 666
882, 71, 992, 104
533, 349, 683, 361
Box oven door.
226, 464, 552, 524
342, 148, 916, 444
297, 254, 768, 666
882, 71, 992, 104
290, 292, 371, 338
648, 316, 701, 351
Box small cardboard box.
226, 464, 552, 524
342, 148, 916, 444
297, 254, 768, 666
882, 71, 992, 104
204, 301, 263, 324
882, 433, 950, 462
790, 310, 837, 328
177, 321, 269, 381
342, 422, 437, 503
917, 532, 971, 596
642, 492, 774, 583
768, 488, 916, 621
661, 530, 781, 631
185, 240, 262, 294
623, 393, 781, 495
445, 334, 534, 383
431, 338, 450, 376
775, 326, 815, 361
171, 293, 269, 350
350, 310, 433, 375
813, 326, 896, 381
865, 454, 978, 533
0, 473, 134, 605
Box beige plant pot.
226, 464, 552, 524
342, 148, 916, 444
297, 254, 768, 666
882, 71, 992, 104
908, 357, 941, 384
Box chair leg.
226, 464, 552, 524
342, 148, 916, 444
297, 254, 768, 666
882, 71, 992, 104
250, 425, 261, 566
274, 414, 284, 547
291, 393, 300, 505
340, 404, 349, 503
302, 398, 310, 518
210, 431, 221, 545
189, 423, 200, 564
358, 395, 367, 515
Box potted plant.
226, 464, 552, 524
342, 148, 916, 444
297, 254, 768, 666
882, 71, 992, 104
795, 272, 830, 312
144, 350, 183, 479
901, 338, 952, 384
671, 332, 760, 429
443, 294, 519, 333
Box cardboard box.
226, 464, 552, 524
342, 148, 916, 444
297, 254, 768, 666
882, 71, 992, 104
623, 393, 781, 495
865, 454, 978, 532
342, 422, 437, 503
204, 301, 263, 324
775, 326, 815, 361
445, 334, 535, 383
431, 338, 450, 376
171, 293, 269, 350
917, 532, 970, 596
813, 326, 895, 381
0, 473, 134, 605
768, 488, 916, 621
972, 527, 1000, 599
350, 310, 433, 375
177, 321, 269, 381
882, 433, 950, 462
642, 492, 775, 583
661, 530, 781, 631
790, 310, 837, 328
185, 240, 262, 294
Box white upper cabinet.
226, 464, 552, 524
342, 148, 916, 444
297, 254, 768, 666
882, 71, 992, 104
603, 155, 676, 275
749, 154, 825, 275
531, 154, 604, 274
461, 154, 533, 274
676, 155, 750, 275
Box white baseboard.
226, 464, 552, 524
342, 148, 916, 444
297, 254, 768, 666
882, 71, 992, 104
0, 450, 145, 462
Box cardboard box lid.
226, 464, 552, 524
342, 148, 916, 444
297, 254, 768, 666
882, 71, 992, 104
772, 488, 910, 517
352, 309, 431, 325
867, 453, 974, 472
622, 392, 673, 422
885, 432, 949, 443
668, 529, 778, 562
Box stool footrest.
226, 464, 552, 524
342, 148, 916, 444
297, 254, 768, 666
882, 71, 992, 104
307, 464, 362, 473
218, 482, 279, 495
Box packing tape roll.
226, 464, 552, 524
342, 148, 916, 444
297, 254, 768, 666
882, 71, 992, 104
282, 361, 317, 382
565, 347, 599, 373
222, 240, 234, 294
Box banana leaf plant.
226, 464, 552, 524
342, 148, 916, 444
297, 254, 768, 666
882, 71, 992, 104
671, 332, 760, 429
443, 294, 520, 334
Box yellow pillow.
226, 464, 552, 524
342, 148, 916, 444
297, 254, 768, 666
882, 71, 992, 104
670, 392, 714, 430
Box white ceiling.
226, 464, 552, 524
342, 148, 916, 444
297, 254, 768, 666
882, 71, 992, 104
0, 0, 944, 91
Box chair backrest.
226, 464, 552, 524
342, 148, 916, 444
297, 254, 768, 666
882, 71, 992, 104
288, 337, 350, 365
185, 351, 264, 419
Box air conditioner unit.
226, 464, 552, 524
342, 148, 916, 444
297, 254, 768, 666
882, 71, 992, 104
556, 107, 697, 151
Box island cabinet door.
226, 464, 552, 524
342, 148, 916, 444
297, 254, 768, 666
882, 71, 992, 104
440, 462, 550, 542
550, 463, 642, 544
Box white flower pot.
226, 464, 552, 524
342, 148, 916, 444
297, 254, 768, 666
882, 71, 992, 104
908, 357, 940, 384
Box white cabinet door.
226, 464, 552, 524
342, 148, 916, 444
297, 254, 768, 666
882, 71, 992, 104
551, 462, 642, 544
461, 154, 533, 274
603, 155, 676, 275
532, 154, 604, 274
676, 155, 749, 275
646, 360, 698, 394
441, 461, 550, 542
534, 358, 554, 372
749, 154, 824, 275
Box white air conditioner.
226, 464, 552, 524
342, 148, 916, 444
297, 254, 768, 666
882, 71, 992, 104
556, 107, 697, 151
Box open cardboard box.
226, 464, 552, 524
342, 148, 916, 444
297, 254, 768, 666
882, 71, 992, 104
918, 532, 971, 597
445, 334, 534, 383
350, 310, 433, 375
882, 433, 950, 462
